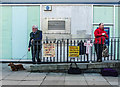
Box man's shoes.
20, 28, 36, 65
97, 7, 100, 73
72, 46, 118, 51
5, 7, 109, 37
97, 59, 102, 62
37, 60, 41, 64
32, 61, 36, 64
33, 62, 36, 64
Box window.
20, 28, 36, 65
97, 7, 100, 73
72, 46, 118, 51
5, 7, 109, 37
48, 20, 65, 30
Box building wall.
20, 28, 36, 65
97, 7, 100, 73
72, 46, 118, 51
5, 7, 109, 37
93, 6, 114, 37
115, 6, 120, 37
93, 5, 120, 59
0, 6, 40, 59
27, 6, 40, 59
0, 6, 2, 59
93, 5, 120, 38
0, 4, 119, 59
115, 6, 120, 58
12, 6, 27, 59
1, 6, 12, 59
42, 5, 92, 39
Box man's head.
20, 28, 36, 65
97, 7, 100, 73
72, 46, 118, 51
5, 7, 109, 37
99, 23, 104, 30
32, 25, 38, 33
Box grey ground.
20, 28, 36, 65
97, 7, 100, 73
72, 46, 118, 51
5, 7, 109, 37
0, 63, 119, 86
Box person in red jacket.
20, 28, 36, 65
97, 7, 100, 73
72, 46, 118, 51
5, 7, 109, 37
94, 23, 108, 62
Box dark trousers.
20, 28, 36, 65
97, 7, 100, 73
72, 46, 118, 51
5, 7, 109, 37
94, 44, 103, 61
31, 45, 41, 62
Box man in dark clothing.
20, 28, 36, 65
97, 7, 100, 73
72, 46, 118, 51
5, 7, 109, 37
28, 25, 42, 63
94, 23, 108, 62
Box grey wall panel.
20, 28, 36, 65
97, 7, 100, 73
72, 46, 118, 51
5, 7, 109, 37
42, 5, 92, 38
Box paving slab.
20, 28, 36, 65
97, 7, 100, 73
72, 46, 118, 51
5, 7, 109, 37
18, 81, 42, 85
85, 77, 106, 81
47, 73, 65, 76
0, 80, 2, 86
1, 63, 120, 86
41, 80, 65, 85
2, 80, 21, 85
3, 76, 27, 81
108, 82, 118, 85
87, 81, 111, 85
65, 81, 87, 85
45, 76, 64, 81
24, 75, 45, 81
65, 77, 85, 81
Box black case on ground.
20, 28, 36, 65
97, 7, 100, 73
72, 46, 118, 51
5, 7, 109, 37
68, 63, 81, 74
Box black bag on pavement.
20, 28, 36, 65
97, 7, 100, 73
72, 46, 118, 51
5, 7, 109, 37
68, 63, 81, 74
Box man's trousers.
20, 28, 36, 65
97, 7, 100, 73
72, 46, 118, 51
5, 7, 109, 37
94, 44, 103, 62
31, 45, 42, 63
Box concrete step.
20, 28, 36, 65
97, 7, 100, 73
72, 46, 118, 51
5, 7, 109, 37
29, 61, 120, 73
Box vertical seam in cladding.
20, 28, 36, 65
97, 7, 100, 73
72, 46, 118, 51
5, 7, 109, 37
11, 5, 13, 59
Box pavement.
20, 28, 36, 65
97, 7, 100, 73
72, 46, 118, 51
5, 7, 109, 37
0, 63, 120, 86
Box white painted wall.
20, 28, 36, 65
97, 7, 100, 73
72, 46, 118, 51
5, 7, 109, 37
42, 5, 92, 38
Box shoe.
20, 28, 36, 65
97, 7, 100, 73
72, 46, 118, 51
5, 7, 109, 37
97, 59, 102, 62
37, 60, 41, 64
32, 61, 36, 64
